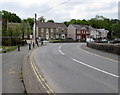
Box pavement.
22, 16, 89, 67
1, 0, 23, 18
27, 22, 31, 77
2, 45, 31, 93
33, 43, 118, 93
80, 43, 119, 61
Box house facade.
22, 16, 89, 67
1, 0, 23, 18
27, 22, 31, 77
67, 24, 109, 40
67, 24, 90, 41
96, 29, 109, 38
88, 26, 98, 38
35, 22, 67, 40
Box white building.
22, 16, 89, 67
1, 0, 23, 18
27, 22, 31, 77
96, 29, 109, 38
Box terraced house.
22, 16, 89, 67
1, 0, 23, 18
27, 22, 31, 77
36, 22, 67, 40
67, 24, 91, 41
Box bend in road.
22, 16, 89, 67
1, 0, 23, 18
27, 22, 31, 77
33, 43, 118, 93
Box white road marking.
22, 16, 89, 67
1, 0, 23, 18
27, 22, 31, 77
59, 46, 61, 49
72, 58, 119, 78
58, 46, 65, 55
59, 50, 65, 55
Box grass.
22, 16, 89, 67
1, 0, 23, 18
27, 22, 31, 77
20, 72, 23, 81
0, 46, 17, 53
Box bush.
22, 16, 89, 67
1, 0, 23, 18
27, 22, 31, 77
2, 38, 27, 46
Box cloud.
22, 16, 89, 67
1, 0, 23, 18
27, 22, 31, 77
0, 0, 119, 22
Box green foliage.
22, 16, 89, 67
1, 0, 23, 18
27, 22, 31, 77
47, 20, 54, 23
63, 15, 120, 39
112, 21, 120, 38
38, 16, 45, 22
70, 19, 76, 24
1, 10, 21, 23
20, 21, 31, 39
23, 18, 34, 30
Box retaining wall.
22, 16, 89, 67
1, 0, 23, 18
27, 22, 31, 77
87, 42, 120, 55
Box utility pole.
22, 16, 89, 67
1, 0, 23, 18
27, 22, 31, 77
35, 13, 37, 44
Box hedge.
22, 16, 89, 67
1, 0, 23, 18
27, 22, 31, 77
87, 42, 120, 55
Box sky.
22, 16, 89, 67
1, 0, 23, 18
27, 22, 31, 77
0, 0, 119, 22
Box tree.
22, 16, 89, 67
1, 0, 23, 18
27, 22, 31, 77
70, 19, 76, 24
112, 21, 120, 38
21, 21, 31, 39
64, 21, 70, 26
47, 20, 54, 23
1, 10, 21, 23
23, 18, 34, 30
38, 16, 45, 22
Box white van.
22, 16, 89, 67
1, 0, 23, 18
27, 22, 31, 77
86, 38, 94, 42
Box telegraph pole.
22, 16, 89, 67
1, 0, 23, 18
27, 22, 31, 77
35, 13, 37, 44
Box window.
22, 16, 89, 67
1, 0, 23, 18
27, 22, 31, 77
41, 28, 44, 32
51, 28, 53, 32
77, 31, 80, 34
79, 35, 81, 39
62, 29, 64, 32
46, 28, 49, 33
77, 35, 81, 39
56, 28, 59, 32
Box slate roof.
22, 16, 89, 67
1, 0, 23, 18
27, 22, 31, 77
70, 24, 95, 32
37, 22, 67, 28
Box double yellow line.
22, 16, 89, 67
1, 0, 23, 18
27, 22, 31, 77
30, 48, 56, 95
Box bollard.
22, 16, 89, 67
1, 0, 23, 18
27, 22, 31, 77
18, 45, 20, 51
33, 42, 34, 48
29, 44, 31, 50
41, 41, 43, 46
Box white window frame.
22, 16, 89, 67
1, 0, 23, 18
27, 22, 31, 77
51, 28, 53, 32
41, 28, 44, 33
56, 28, 59, 32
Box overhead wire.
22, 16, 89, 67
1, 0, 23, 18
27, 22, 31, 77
37, 0, 72, 17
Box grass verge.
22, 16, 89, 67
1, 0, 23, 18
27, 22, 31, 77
0, 46, 17, 53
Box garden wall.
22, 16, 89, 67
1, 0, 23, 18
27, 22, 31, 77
87, 42, 120, 55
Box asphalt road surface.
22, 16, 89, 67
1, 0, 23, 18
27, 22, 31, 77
33, 43, 118, 93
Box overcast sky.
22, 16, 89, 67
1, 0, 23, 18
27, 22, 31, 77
0, 0, 119, 22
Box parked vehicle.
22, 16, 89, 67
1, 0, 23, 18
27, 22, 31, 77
86, 38, 94, 42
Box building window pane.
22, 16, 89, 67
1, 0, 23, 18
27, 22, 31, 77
41, 28, 44, 32
51, 28, 53, 32
56, 28, 59, 32
46, 28, 49, 33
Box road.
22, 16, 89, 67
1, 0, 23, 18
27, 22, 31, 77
33, 43, 118, 93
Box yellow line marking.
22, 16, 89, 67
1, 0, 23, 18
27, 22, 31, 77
30, 47, 56, 95
33, 63, 56, 94
30, 61, 50, 94
77, 46, 118, 62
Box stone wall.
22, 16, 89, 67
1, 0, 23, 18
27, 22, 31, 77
87, 42, 120, 55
